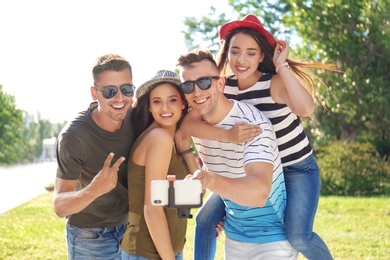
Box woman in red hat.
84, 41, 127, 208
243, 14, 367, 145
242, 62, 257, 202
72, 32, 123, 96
182, 14, 335, 260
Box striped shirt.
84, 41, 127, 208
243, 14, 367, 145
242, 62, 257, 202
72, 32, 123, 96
224, 73, 312, 166
193, 100, 287, 244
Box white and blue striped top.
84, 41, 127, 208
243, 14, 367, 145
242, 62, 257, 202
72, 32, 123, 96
224, 73, 312, 167
193, 100, 287, 244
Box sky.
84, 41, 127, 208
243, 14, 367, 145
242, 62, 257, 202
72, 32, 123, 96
0, 0, 233, 123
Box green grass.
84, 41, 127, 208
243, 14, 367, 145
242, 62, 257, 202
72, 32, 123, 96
1, 193, 389, 259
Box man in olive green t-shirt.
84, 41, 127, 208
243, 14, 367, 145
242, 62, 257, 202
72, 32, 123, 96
54, 54, 135, 260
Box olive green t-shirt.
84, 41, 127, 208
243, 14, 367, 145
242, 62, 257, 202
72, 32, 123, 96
56, 102, 134, 228
120, 126, 189, 259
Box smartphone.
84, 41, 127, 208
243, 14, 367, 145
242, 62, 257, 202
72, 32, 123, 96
151, 179, 202, 206
150, 180, 169, 205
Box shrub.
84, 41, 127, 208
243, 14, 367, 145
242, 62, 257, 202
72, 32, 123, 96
373, 139, 390, 157
316, 141, 390, 196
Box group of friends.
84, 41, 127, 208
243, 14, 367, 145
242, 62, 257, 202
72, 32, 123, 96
53, 14, 335, 260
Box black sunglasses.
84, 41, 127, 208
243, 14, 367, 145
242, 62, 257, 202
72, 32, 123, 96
180, 76, 220, 94
95, 84, 135, 99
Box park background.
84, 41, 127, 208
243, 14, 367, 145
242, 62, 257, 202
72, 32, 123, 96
0, 0, 389, 259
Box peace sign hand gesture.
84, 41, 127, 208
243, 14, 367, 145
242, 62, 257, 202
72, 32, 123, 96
89, 152, 125, 197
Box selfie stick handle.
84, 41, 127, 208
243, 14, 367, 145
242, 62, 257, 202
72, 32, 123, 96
166, 175, 194, 219
167, 175, 176, 208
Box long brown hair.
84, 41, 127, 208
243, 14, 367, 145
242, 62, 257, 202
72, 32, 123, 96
216, 27, 339, 96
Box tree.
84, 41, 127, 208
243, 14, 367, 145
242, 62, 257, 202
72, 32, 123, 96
0, 85, 28, 165
0, 85, 64, 165
283, 0, 390, 143
182, 6, 228, 54
23, 112, 54, 161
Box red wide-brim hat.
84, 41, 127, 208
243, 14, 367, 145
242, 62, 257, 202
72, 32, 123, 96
219, 14, 276, 48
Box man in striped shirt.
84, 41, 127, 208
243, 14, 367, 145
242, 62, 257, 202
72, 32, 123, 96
177, 49, 298, 259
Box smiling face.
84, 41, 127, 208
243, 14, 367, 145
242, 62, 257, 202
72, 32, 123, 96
149, 83, 185, 130
227, 32, 264, 82
91, 69, 134, 125
180, 60, 222, 119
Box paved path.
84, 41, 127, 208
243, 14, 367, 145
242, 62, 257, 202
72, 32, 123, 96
0, 162, 57, 214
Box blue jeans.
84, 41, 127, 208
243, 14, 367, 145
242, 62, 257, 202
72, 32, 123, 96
66, 221, 128, 260
194, 154, 333, 260
284, 154, 333, 260
193, 191, 226, 260
120, 250, 183, 260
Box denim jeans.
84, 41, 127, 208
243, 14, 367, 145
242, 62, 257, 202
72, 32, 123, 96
120, 250, 183, 260
193, 154, 333, 260
283, 154, 333, 260
193, 191, 226, 260
66, 221, 128, 260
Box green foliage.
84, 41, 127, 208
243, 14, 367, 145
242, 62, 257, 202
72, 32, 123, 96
51, 121, 67, 138
285, 0, 390, 143
0, 85, 28, 165
228, 0, 293, 40
373, 139, 390, 157
183, 6, 230, 54
23, 113, 57, 161
316, 141, 390, 196
0, 85, 67, 165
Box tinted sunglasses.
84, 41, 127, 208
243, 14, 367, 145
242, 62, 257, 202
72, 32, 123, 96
95, 84, 135, 99
180, 76, 220, 94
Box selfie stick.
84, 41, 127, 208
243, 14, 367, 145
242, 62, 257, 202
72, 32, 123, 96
166, 175, 203, 219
